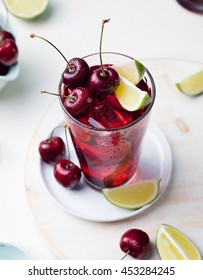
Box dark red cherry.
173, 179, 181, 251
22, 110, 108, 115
30, 34, 90, 89
88, 19, 120, 95
39, 136, 66, 164
120, 228, 150, 259
62, 57, 90, 88
0, 38, 18, 66
0, 30, 15, 41
54, 159, 81, 188
63, 87, 94, 117
89, 66, 120, 95
89, 65, 101, 73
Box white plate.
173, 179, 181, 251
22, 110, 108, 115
40, 121, 172, 222
25, 58, 203, 259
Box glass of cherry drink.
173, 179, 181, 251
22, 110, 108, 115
59, 52, 156, 190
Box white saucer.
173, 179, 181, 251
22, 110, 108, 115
40, 122, 172, 222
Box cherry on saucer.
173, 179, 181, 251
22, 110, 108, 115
39, 136, 66, 164
54, 159, 81, 188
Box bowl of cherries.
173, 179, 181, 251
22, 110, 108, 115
0, 14, 19, 91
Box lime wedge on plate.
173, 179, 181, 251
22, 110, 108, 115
3, 0, 49, 19
102, 179, 160, 209
115, 76, 152, 111
156, 224, 202, 260
176, 70, 203, 95
113, 59, 145, 85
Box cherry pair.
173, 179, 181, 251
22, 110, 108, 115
39, 126, 81, 189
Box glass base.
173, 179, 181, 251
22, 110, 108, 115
83, 170, 139, 191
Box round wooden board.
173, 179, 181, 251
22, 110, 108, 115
25, 59, 203, 259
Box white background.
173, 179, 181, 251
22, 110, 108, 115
0, 0, 203, 259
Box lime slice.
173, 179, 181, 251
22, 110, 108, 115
102, 179, 160, 209
156, 224, 202, 260
176, 70, 203, 95
113, 60, 145, 85
115, 76, 152, 111
3, 0, 49, 19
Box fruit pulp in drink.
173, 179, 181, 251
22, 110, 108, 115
61, 77, 152, 189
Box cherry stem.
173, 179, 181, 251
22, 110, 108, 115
121, 250, 130, 260
40, 90, 77, 102
99, 18, 110, 77
49, 125, 63, 140
64, 125, 70, 160
49, 125, 70, 160
30, 34, 73, 71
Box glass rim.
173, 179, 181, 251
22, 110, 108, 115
59, 52, 156, 132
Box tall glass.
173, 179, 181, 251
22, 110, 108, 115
176, 0, 203, 13
59, 53, 156, 190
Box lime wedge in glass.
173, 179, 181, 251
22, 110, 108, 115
176, 70, 203, 95
113, 59, 145, 85
156, 224, 202, 260
4, 0, 49, 19
115, 76, 152, 111
102, 179, 160, 209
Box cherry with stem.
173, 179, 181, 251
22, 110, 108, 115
30, 34, 90, 88
41, 88, 94, 118
121, 249, 131, 260
38, 123, 81, 188
120, 229, 150, 260
39, 125, 67, 164
51, 124, 70, 159
40, 90, 76, 102
53, 126, 82, 189
88, 18, 120, 95
54, 159, 81, 188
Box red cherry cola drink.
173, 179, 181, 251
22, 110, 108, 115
59, 53, 156, 190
